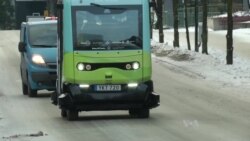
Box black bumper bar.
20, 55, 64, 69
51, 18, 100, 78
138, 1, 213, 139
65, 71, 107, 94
57, 84, 160, 111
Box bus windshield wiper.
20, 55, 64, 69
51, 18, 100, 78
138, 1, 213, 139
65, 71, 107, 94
32, 44, 56, 47
90, 3, 126, 10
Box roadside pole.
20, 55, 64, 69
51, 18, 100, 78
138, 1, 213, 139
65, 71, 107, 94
226, 0, 233, 64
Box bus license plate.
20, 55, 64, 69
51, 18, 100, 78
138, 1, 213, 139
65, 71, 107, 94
95, 85, 121, 91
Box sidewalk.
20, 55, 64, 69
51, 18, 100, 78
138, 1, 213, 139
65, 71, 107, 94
151, 28, 250, 95
153, 28, 250, 60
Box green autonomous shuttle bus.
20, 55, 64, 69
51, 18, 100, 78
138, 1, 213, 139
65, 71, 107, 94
52, 0, 159, 120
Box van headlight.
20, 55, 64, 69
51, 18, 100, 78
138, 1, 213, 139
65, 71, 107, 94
32, 54, 45, 65
132, 62, 140, 70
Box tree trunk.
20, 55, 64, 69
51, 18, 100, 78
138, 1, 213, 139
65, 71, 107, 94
194, 0, 199, 52
150, 0, 157, 38
226, 0, 233, 64
157, 0, 164, 43
202, 0, 208, 54
184, 0, 191, 50
150, 2, 153, 39
173, 0, 179, 47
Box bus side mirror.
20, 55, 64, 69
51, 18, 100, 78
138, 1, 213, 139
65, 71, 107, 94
18, 42, 26, 52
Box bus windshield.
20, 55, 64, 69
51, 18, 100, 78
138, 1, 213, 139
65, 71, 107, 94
72, 5, 142, 51
28, 23, 57, 47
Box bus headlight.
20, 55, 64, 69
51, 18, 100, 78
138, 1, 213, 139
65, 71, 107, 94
79, 84, 90, 89
128, 83, 138, 88
85, 64, 92, 71
77, 63, 85, 71
132, 62, 140, 70
126, 64, 132, 70
32, 54, 45, 65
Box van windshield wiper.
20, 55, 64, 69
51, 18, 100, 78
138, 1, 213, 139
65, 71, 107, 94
90, 3, 126, 10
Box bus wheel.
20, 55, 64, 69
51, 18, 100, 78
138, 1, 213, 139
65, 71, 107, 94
66, 110, 78, 121
129, 109, 137, 117
129, 108, 149, 118
61, 109, 67, 118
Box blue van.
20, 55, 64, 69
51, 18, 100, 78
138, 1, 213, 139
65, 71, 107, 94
18, 20, 57, 97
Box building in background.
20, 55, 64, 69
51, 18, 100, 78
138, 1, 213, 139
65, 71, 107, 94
243, 0, 250, 10
162, 0, 246, 28
46, 0, 57, 16
15, 0, 47, 29
13, 0, 249, 29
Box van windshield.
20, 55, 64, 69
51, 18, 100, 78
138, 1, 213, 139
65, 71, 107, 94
72, 5, 142, 51
28, 23, 57, 47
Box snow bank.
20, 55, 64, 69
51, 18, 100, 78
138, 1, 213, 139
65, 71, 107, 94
151, 38, 250, 89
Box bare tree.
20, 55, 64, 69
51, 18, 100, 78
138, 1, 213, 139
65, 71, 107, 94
157, 0, 164, 43
151, 0, 164, 43
150, 0, 155, 39
202, 0, 208, 54
173, 0, 179, 47
46, 0, 57, 16
0, 0, 14, 29
226, 0, 233, 64
194, 0, 199, 52
184, 0, 191, 50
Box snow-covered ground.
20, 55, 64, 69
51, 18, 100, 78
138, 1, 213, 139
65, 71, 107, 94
212, 10, 250, 18
151, 28, 250, 92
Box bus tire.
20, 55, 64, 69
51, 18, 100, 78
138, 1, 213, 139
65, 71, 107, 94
66, 110, 78, 121
137, 108, 150, 118
129, 108, 150, 118
61, 109, 67, 118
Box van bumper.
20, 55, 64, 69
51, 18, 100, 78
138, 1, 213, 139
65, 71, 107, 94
30, 72, 56, 90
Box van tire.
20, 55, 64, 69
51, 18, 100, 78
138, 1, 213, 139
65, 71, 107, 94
22, 82, 28, 95
27, 76, 37, 97
28, 83, 37, 97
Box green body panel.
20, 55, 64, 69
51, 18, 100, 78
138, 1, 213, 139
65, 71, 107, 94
142, 53, 152, 81
63, 0, 73, 53
62, 53, 75, 83
63, 51, 151, 84
61, 0, 152, 85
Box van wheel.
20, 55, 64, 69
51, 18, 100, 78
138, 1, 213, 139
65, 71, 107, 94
129, 108, 150, 118
22, 81, 28, 95
66, 110, 78, 121
27, 77, 37, 97
61, 109, 67, 118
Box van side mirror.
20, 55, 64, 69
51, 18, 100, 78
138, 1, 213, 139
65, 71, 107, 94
18, 42, 26, 52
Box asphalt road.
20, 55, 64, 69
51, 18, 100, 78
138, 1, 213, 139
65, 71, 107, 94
0, 31, 250, 141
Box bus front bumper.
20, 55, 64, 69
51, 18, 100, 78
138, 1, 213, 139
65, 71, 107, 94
58, 84, 160, 111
